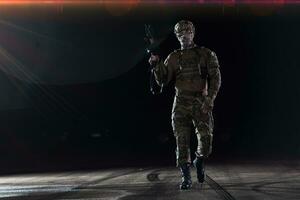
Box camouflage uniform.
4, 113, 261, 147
153, 45, 221, 166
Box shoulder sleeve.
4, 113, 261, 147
206, 49, 221, 101
153, 51, 177, 86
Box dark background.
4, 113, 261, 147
0, 4, 299, 173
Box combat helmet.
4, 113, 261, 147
174, 20, 195, 34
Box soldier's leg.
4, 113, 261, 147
193, 110, 214, 158
172, 111, 192, 166
172, 105, 193, 189
192, 109, 214, 183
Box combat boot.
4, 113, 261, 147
193, 153, 205, 183
179, 163, 192, 190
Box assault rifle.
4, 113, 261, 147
144, 24, 163, 95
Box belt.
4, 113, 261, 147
176, 90, 205, 97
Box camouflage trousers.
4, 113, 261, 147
171, 91, 214, 166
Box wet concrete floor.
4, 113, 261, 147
0, 160, 299, 200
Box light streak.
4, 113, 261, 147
0, 0, 299, 5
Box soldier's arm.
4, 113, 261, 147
153, 52, 176, 86
206, 50, 221, 104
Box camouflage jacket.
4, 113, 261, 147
153, 46, 221, 103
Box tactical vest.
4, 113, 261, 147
175, 46, 208, 82
150, 46, 210, 95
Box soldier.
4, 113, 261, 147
148, 20, 221, 190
